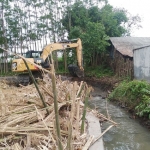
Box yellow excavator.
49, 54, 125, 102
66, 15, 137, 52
12, 38, 84, 85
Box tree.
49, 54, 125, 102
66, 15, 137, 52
69, 22, 109, 66
62, 3, 129, 37
61, 2, 141, 66
97, 5, 128, 36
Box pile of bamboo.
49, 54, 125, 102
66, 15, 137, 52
0, 46, 118, 150
0, 74, 95, 149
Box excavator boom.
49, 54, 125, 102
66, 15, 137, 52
41, 38, 83, 70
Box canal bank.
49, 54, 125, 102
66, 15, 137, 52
86, 112, 104, 150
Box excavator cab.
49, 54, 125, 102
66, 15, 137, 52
25, 51, 51, 69
25, 51, 42, 58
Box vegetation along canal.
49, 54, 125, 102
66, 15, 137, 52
89, 87, 150, 150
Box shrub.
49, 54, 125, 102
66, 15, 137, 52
108, 80, 150, 118
85, 65, 114, 78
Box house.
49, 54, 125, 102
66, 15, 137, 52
109, 37, 150, 79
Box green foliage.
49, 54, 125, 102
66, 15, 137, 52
98, 5, 128, 36
62, 2, 132, 67
0, 0, 141, 76
85, 65, 114, 78
55, 55, 68, 73
62, 2, 129, 36
0, 71, 17, 76
108, 80, 150, 118
62, 2, 89, 31
135, 95, 150, 118
69, 22, 110, 66
0, 48, 3, 53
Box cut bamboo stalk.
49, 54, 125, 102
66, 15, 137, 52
51, 61, 63, 150
76, 93, 80, 132
67, 121, 73, 150
25, 134, 31, 150
23, 59, 50, 115
11, 143, 23, 150
82, 136, 94, 150
67, 82, 76, 150
41, 86, 54, 98
76, 81, 83, 96
89, 109, 118, 125
34, 106, 56, 145
90, 125, 114, 147
71, 82, 77, 123
0, 57, 118, 149
77, 81, 85, 98
69, 83, 81, 149
81, 88, 90, 134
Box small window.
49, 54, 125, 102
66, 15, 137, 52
32, 52, 40, 58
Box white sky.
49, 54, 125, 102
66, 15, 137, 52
108, 0, 150, 37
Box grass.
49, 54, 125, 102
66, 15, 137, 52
85, 65, 114, 78
0, 71, 18, 76
108, 80, 150, 119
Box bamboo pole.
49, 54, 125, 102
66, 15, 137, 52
82, 136, 94, 150
81, 88, 90, 134
50, 54, 63, 150
34, 106, 56, 145
67, 121, 72, 150
88, 108, 118, 125
90, 125, 114, 147
76, 91, 80, 132
83, 125, 115, 150
23, 59, 49, 115
77, 81, 84, 97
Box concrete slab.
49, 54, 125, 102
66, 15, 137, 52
86, 112, 104, 150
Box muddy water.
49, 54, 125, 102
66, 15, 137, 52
89, 87, 150, 150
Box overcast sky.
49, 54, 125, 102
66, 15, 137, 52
108, 0, 150, 37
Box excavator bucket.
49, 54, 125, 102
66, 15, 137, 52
68, 64, 84, 78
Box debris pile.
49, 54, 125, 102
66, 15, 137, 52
0, 75, 94, 149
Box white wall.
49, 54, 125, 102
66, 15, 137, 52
134, 46, 150, 82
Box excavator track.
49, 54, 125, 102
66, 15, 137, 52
1, 65, 83, 86
17, 74, 30, 86
0, 75, 29, 86
17, 72, 43, 86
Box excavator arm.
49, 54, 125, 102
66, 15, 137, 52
41, 38, 83, 71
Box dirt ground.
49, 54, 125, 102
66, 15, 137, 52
72, 75, 120, 91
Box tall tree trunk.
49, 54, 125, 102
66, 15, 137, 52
64, 50, 67, 72
1, 2, 8, 73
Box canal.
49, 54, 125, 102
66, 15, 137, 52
89, 86, 150, 150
